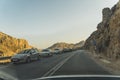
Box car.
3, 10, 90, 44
33, 75, 120, 80
1, 74, 120, 80
62, 48, 73, 53
11, 48, 40, 64
39, 49, 53, 57
53, 48, 62, 54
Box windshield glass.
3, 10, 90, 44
54, 49, 59, 50
42, 49, 49, 52
18, 50, 31, 54
0, 0, 120, 80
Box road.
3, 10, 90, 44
0, 50, 110, 80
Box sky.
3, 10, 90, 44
0, 0, 119, 49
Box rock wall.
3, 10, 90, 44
0, 32, 32, 56
84, 1, 120, 60
48, 42, 74, 50
48, 41, 84, 50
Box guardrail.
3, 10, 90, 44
0, 56, 11, 60
0, 56, 11, 64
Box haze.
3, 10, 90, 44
0, 0, 118, 48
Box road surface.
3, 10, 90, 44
0, 50, 110, 80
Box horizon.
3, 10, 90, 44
0, 0, 118, 48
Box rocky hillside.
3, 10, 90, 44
84, 1, 120, 60
0, 32, 32, 57
48, 41, 84, 50
74, 41, 85, 49
48, 42, 74, 50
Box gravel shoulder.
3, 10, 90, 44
85, 50, 120, 75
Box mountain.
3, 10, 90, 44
84, 1, 120, 60
48, 42, 74, 50
74, 41, 85, 49
48, 41, 85, 50
0, 32, 32, 57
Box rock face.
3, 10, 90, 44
84, 1, 120, 60
74, 41, 85, 49
48, 41, 85, 50
0, 32, 32, 56
48, 42, 74, 50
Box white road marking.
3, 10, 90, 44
0, 70, 18, 80
0, 65, 9, 69
42, 53, 75, 77
0, 63, 12, 69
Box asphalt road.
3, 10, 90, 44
0, 50, 110, 80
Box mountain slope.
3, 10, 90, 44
0, 32, 32, 57
74, 41, 85, 49
48, 42, 74, 50
84, 1, 120, 60
48, 41, 85, 50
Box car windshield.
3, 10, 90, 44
19, 50, 31, 54
0, 0, 120, 80
42, 49, 49, 52
54, 49, 59, 50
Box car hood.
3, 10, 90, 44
32, 75, 120, 80
0, 75, 120, 80
12, 54, 27, 59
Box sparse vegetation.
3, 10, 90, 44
48, 41, 85, 50
84, 1, 120, 60
0, 32, 32, 57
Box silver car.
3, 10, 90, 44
53, 48, 62, 54
11, 49, 40, 64
39, 49, 52, 57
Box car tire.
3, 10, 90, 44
37, 56, 40, 60
48, 54, 50, 56
26, 57, 31, 63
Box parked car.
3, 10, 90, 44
11, 48, 40, 64
53, 48, 62, 54
39, 49, 52, 57
62, 48, 73, 53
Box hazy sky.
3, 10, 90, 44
0, 0, 119, 48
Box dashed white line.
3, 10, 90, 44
42, 53, 75, 77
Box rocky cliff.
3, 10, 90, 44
74, 41, 85, 49
48, 41, 84, 50
0, 32, 32, 57
84, 1, 120, 60
48, 42, 74, 50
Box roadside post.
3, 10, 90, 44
91, 39, 97, 55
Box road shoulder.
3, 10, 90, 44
85, 50, 120, 75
